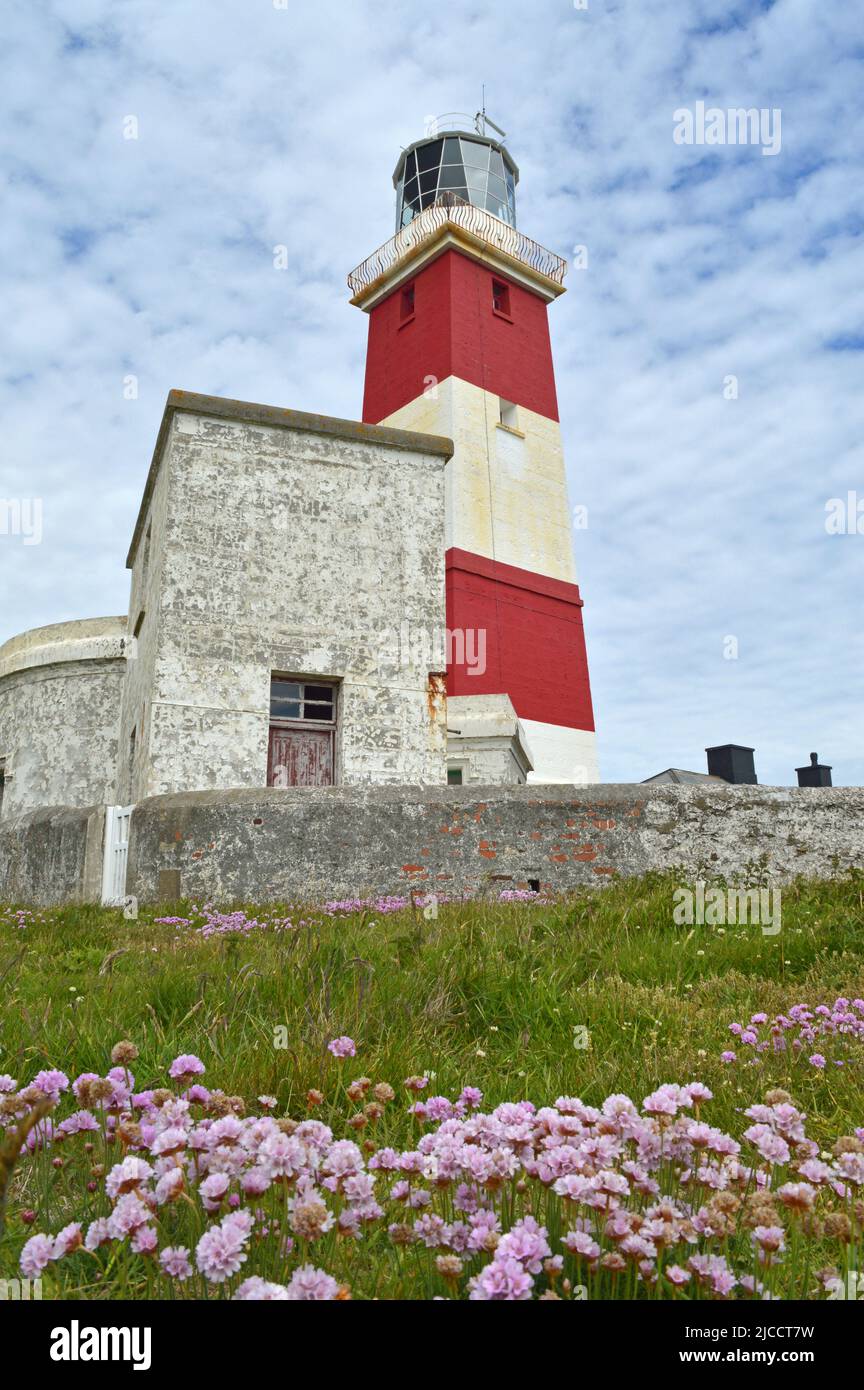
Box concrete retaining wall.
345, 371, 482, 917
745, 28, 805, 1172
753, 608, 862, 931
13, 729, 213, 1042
3, 785, 863, 906
0, 804, 105, 906
125, 783, 864, 903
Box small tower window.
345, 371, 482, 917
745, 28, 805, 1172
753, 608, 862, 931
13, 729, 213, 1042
400, 284, 416, 322
492, 279, 511, 318
499, 398, 519, 430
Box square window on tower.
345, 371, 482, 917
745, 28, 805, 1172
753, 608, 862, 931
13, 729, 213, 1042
499, 398, 519, 430
492, 278, 512, 319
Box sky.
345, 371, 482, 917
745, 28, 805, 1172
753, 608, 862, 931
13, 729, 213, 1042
1, 0, 861, 785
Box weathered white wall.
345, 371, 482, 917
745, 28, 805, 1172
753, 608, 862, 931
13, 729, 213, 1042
0, 618, 128, 819
121, 398, 451, 798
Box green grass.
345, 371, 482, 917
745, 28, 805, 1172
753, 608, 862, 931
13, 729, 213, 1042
1, 870, 863, 1299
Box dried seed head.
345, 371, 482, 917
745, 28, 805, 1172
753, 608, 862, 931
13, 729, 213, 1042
600, 1251, 627, 1273
373, 1082, 395, 1104
824, 1211, 852, 1242
111, 1041, 139, 1066
763, 1089, 792, 1106
151, 1089, 173, 1109
291, 1199, 331, 1242
277, 1118, 298, 1135
436, 1255, 463, 1280
832, 1136, 864, 1157
306, 1090, 324, 1108
389, 1223, 414, 1246
348, 1113, 367, 1130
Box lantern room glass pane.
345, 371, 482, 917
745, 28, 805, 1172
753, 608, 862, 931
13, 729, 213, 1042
438, 164, 467, 190
461, 139, 490, 168
465, 165, 488, 196
404, 151, 417, 181
442, 137, 462, 164
416, 140, 443, 173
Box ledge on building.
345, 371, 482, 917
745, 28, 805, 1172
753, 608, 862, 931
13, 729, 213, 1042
126, 390, 455, 569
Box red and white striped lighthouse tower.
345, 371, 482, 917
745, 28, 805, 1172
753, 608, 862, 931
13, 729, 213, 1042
349, 114, 598, 783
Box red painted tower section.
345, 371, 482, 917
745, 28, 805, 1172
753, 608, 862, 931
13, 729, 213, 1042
349, 122, 598, 781
445, 549, 594, 732
362, 251, 560, 425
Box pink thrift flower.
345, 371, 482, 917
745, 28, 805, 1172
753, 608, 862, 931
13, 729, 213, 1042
52, 1222, 83, 1258
234, 1277, 291, 1300
195, 1219, 249, 1283
285, 1264, 340, 1300
469, 1256, 534, 1301
169, 1054, 205, 1081
20, 1234, 55, 1278
327, 1036, 357, 1059
131, 1226, 158, 1254
160, 1246, 193, 1279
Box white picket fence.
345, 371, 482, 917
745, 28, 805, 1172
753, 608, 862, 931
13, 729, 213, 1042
101, 805, 133, 906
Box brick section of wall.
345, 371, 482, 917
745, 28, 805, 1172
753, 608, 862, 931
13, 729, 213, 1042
106, 783, 864, 904
446, 547, 595, 731
362, 249, 560, 424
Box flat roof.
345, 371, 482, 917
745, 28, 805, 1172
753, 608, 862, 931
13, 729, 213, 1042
126, 390, 454, 569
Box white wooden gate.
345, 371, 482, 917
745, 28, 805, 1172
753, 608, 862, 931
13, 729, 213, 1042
101, 805, 133, 906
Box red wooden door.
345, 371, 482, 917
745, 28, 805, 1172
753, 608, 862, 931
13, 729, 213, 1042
268, 726, 333, 787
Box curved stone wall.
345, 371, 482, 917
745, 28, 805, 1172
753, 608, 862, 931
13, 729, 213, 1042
0, 617, 129, 820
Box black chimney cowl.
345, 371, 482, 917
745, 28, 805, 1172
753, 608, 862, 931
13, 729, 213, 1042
796, 752, 833, 788
705, 744, 758, 785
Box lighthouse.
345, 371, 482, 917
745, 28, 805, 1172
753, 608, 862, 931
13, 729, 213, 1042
349, 114, 598, 784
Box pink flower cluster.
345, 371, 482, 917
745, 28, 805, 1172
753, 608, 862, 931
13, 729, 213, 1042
723, 998, 864, 1069
8, 1052, 864, 1301
154, 905, 296, 938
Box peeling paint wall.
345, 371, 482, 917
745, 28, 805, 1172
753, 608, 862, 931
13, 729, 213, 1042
0, 619, 128, 819
121, 406, 449, 797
